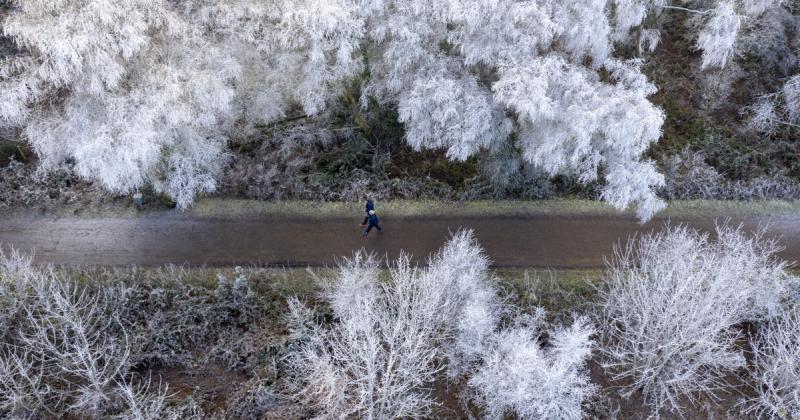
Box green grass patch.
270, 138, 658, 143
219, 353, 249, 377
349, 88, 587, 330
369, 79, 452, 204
188, 198, 800, 219
495, 268, 604, 312
0, 140, 28, 164
661, 200, 800, 217
60, 265, 605, 313
56, 265, 800, 319
62, 265, 321, 300
21, 197, 800, 221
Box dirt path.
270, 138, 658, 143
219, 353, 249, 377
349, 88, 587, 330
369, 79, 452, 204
1, 213, 799, 267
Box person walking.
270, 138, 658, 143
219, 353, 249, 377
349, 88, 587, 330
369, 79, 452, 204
363, 209, 382, 237
360, 198, 375, 226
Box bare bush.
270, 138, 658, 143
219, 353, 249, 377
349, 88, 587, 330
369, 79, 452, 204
284, 232, 495, 419
285, 230, 596, 419
219, 117, 461, 203
114, 378, 170, 420
747, 307, 800, 419
468, 316, 596, 420
599, 225, 797, 416
0, 253, 307, 418
0, 250, 164, 419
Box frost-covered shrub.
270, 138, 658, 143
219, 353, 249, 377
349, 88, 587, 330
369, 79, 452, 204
783, 75, 800, 123
119, 266, 261, 371
661, 149, 725, 199
284, 232, 497, 419
747, 307, 800, 419
599, 225, 797, 415
0, 253, 297, 418
468, 317, 596, 420
221, 379, 288, 419
0, 159, 112, 211
285, 231, 596, 419
746, 74, 800, 134
748, 97, 781, 135
661, 149, 800, 200
0, 250, 166, 419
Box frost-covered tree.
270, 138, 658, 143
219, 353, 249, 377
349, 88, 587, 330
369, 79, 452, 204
284, 232, 497, 418
0, 0, 362, 208
612, 1, 798, 141
2, 0, 673, 219
696, 1, 742, 68
186, 0, 364, 127
359, 0, 668, 220
0, 0, 242, 208
285, 231, 595, 419
747, 306, 800, 419
599, 225, 797, 415
612, 1, 784, 69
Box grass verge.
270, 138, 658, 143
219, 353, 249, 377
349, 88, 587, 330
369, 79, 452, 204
188, 198, 800, 219
12, 197, 800, 220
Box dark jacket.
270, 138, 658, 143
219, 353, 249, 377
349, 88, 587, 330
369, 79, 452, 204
368, 213, 379, 225
365, 200, 375, 213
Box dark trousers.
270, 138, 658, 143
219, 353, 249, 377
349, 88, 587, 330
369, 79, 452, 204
365, 221, 382, 235
362, 215, 370, 225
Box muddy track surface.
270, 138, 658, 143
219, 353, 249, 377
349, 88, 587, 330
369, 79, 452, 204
1, 213, 799, 268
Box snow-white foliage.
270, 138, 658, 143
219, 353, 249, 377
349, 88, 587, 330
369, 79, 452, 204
638, 28, 662, 53
286, 230, 595, 419
697, 2, 742, 69
189, 0, 364, 121
747, 74, 800, 133
613, 0, 649, 41
1, 0, 164, 105
285, 231, 497, 419
0, 0, 362, 208
783, 75, 800, 122
361, 0, 667, 221
468, 317, 596, 420
749, 96, 780, 134
1, 0, 673, 216
599, 225, 797, 415
1, 0, 242, 208
398, 74, 511, 161
492, 55, 667, 221
747, 307, 800, 419
2, 0, 794, 215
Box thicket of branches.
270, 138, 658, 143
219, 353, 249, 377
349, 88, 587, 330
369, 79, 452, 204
284, 230, 596, 419
661, 149, 800, 201
0, 253, 289, 419
598, 224, 799, 416
0, 250, 168, 418
746, 305, 800, 419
